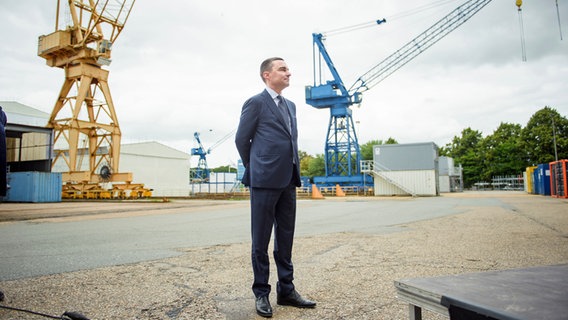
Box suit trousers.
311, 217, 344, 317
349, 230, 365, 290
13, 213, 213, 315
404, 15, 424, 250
250, 182, 297, 298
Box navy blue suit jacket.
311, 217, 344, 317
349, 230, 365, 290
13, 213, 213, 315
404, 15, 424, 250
235, 89, 301, 188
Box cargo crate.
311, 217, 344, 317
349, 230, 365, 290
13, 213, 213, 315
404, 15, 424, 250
550, 160, 568, 199
2, 171, 62, 203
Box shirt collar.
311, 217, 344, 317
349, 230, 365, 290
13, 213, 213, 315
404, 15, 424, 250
266, 87, 280, 100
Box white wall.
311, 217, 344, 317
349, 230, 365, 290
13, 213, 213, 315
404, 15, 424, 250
374, 170, 438, 196
120, 144, 191, 197
439, 175, 451, 193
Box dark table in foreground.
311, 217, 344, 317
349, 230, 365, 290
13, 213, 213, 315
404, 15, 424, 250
395, 264, 568, 320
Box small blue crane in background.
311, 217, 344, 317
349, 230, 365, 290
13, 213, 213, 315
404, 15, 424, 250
191, 129, 236, 183
191, 131, 211, 182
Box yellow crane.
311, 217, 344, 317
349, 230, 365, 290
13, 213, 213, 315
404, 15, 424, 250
38, 0, 150, 199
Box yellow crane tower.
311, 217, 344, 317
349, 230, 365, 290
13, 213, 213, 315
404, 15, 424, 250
38, 0, 150, 199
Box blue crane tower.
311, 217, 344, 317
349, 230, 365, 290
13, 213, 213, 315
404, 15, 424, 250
306, 0, 494, 186
191, 129, 236, 182
191, 131, 210, 182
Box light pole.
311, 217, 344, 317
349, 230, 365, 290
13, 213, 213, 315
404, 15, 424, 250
551, 115, 559, 162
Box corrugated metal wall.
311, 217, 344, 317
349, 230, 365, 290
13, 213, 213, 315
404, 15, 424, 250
525, 166, 537, 194
2, 172, 62, 202
373, 142, 438, 171
372, 142, 439, 196
439, 175, 451, 193
533, 164, 551, 195
374, 170, 437, 196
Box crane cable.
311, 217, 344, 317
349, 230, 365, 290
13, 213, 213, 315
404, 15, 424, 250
208, 128, 236, 152
324, 19, 386, 36
323, 0, 459, 36
556, 0, 564, 40
515, 0, 563, 60
516, 0, 527, 62
387, 0, 460, 21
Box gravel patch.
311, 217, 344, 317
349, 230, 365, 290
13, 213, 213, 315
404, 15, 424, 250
1, 194, 567, 319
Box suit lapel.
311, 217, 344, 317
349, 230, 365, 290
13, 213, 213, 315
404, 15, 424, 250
262, 90, 291, 136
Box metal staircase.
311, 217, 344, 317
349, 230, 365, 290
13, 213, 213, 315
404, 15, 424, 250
361, 160, 417, 197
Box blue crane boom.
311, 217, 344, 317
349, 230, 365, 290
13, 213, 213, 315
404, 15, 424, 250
350, 0, 493, 95
305, 0, 494, 186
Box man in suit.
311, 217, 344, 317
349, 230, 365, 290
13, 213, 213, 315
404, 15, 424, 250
235, 57, 316, 318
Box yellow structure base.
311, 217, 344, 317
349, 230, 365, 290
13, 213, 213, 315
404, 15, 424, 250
62, 182, 152, 200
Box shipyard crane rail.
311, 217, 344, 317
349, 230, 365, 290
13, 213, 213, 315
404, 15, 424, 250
306, 0, 494, 186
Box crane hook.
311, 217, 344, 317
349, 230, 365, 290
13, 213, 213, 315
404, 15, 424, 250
516, 0, 527, 61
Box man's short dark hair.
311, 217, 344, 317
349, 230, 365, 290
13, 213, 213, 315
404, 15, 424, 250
260, 57, 284, 82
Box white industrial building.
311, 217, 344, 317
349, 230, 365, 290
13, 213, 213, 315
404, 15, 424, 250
368, 142, 462, 196
370, 142, 440, 196
119, 142, 191, 197
438, 156, 463, 193
2, 101, 192, 197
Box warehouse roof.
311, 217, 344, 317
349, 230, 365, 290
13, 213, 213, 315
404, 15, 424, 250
121, 141, 189, 160
0, 101, 49, 127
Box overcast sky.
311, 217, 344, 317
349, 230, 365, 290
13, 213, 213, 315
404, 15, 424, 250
1, 0, 567, 168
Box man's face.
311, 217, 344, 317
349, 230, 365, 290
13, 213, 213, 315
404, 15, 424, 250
264, 60, 291, 93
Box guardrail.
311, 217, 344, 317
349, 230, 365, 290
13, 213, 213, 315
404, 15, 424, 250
361, 160, 416, 197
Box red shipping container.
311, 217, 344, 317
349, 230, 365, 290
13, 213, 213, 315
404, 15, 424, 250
550, 160, 568, 199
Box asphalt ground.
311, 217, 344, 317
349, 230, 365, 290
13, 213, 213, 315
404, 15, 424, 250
0, 192, 567, 319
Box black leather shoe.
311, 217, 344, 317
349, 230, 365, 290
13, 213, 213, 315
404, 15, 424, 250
255, 296, 273, 318
277, 290, 316, 308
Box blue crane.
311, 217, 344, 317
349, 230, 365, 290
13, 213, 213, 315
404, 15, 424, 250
191, 129, 236, 182
306, 0, 494, 186
191, 131, 210, 182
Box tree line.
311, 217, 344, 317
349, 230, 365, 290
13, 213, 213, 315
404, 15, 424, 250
439, 106, 567, 188
297, 106, 566, 188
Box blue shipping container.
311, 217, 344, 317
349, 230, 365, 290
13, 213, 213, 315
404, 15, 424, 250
533, 164, 551, 196
2, 171, 62, 202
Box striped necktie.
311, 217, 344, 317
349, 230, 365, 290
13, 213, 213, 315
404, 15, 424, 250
277, 95, 291, 132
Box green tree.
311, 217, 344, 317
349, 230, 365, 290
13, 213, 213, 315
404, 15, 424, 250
210, 165, 237, 173
442, 127, 483, 188
521, 106, 568, 165
305, 153, 326, 179
480, 122, 525, 181
435, 107, 567, 189
299, 150, 313, 177
384, 137, 398, 145
360, 138, 398, 160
